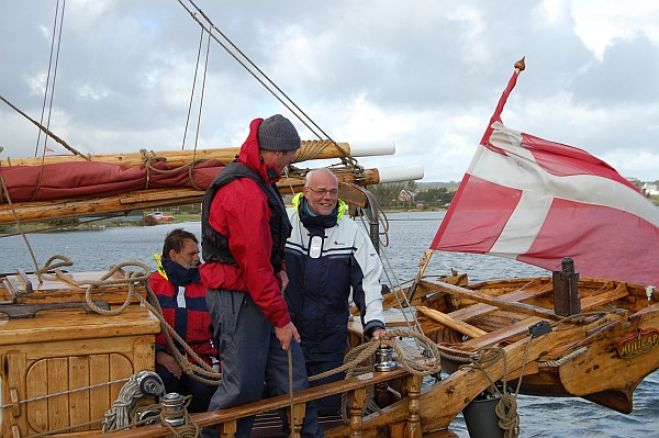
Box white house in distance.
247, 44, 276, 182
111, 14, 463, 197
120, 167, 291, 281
641, 182, 659, 196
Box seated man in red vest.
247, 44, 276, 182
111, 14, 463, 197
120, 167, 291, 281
149, 228, 218, 413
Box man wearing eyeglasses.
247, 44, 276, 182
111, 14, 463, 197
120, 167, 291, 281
284, 168, 385, 416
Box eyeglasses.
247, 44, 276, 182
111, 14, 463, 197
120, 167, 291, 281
306, 187, 339, 197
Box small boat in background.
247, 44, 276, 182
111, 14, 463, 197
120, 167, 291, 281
143, 211, 174, 226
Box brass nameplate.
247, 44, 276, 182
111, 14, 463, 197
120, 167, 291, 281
616, 327, 659, 359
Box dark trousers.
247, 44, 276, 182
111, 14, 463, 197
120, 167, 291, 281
276, 359, 345, 435
156, 363, 218, 413
306, 360, 345, 417
203, 290, 323, 438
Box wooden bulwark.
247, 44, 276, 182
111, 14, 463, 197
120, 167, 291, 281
91, 369, 411, 438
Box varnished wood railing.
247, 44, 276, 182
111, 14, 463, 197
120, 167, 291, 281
95, 368, 412, 438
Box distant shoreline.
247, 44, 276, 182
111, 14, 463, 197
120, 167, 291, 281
1, 209, 447, 234
3, 198, 657, 234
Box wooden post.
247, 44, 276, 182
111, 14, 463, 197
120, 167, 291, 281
349, 387, 368, 438
375, 382, 392, 408
388, 421, 406, 437
404, 374, 423, 438
552, 257, 581, 316
219, 420, 237, 438
288, 403, 306, 438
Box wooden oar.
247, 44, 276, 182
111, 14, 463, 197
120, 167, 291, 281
416, 305, 487, 339
422, 278, 562, 320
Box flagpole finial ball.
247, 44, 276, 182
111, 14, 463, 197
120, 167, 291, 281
514, 57, 526, 72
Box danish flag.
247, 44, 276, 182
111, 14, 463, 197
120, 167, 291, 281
431, 65, 659, 287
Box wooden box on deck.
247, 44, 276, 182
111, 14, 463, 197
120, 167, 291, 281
0, 306, 160, 437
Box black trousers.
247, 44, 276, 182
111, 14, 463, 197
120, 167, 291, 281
203, 290, 323, 438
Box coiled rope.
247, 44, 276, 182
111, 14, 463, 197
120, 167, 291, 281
102, 371, 165, 432
458, 339, 536, 438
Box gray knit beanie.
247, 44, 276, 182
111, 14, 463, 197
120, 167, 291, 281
258, 114, 301, 152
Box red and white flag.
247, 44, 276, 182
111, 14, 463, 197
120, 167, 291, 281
431, 69, 659, 287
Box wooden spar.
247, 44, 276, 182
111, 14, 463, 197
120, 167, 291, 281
421, 278, 563, 320
0, 140, 388, 169
406, 249, 434, 302
0, 168, 381, 225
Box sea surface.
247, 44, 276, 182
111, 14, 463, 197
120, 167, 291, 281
1, 211, 657, 437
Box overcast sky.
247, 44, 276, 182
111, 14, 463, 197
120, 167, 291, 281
1, 0, 658, 182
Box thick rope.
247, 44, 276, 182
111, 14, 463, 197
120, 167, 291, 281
537, 347, 588, 368
35, 258, 221, 384
102, 374, 151, 432
287, 348, 296, 438
294, 140, 350, 163
309, 328, 441, 383
83, 261, 221, 383
144, 281, 222, 384
141, 149, 210, 191
103, 375, 199, 437
458, 338, 539, 438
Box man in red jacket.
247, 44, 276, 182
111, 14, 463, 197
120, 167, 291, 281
200, 115, 322, 437
149, 228, 218, 413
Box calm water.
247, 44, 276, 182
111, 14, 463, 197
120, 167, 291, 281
1, 212, 657, 437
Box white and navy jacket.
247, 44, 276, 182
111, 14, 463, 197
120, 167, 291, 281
284, 194, 385, 362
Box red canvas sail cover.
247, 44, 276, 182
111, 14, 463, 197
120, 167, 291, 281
0, 160, 224, 203
431, 121, 659, 287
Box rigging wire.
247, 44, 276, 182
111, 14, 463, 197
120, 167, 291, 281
4, 1, 66, 275
0, 94, 88, 159
356, 211, 429, 341
34, 0, 62, 157
181, 27, 205, 150
192, 28, 212, 156
40, 0, 67, 157
30, 0, 67, 202
175, 0, 361, 169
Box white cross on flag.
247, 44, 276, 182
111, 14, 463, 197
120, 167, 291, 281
431, 65, 659, 287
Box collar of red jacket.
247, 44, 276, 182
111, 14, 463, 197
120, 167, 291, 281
237, 117, 282, 184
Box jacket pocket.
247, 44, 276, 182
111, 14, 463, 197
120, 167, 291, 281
219, 290, 245, 340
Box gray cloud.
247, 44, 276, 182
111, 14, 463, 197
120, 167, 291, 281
1, 0, 657, 181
